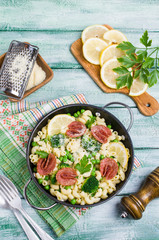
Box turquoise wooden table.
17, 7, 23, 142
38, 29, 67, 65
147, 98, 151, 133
0, 1, 159, 239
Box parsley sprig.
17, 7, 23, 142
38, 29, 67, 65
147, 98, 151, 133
75, 155, 92, 174
113, 31, 159, 89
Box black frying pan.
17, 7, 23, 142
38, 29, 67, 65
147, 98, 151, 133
24, 102, 134, 210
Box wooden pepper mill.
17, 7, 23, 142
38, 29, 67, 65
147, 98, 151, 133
121, 167, 159, 219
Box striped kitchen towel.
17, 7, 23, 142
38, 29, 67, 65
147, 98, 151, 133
0, 93, 142, 237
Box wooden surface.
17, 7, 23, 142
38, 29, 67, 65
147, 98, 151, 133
0, 1, 159, 239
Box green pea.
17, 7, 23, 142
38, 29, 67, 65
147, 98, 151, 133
44, 139, 48, 143
38, 178, 43, 184
44, 185, 50, 190
32, 142, 38, 147
59, 156, 63, 161
70, 158, 74, 162
81, 109, 85, 113
63, 155, 67, 162
110, 156, 115, 159
91, 159, 96, 164
71, 199, 76, 205
88, 154, 92, 159
77, 111, 80, 116
68, 153, 72, 160
65, 186, 71, 190
107, 125, 111, 129
33, 167, 37, 172
113, 139, 119, 142
117, 162, 120, 167
92, 152, 96, 157
100, 155, 105, 160
91, 171, 96, 176
44, 176, 49, 181
74, 113, 78, 118
96, 159, 100, 164
67, 113, 71, 116
66, 150, 69, 155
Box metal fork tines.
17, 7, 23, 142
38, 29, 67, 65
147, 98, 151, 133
0, 176, 54, 240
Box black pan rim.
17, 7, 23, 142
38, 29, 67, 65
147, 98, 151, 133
26, 103, 134, 208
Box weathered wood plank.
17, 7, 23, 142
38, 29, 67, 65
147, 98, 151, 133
0, 31, 159, 69
0, 68, 158, 110
0, 0, 159, 31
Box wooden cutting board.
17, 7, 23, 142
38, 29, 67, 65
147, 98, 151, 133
71, 24, 159, 116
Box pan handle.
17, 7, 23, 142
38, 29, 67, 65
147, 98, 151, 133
23, 178, 57, 210
103, 102, 133, 132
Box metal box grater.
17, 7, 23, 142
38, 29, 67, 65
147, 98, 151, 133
0, 40, 39, 100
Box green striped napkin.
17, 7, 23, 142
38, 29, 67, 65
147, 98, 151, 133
0, 94, 88, 237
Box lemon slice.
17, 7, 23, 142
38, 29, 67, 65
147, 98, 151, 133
107, 142, 128, 168
100, 58, 124, 89
100, 44, 125, 66
47, 114, 75, 136
103, 30, 128, 44
83, 38, 108, 65
129, 77, 148, 96
81, 24, 109, 43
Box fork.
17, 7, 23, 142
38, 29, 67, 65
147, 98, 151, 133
0, 176, 55, 240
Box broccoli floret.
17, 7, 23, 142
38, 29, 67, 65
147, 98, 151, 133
82, 135, 101, 152
50, 134, 65, 148
82, 176, 99, 194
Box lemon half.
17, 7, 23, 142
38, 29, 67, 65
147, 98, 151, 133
47, 114, 75, 136
107, 142, 128, 168
129, 77, 148, 96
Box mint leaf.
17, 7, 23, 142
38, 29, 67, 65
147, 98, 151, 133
117, 41, 136, 54
117, 56, 136, 68
75, 155, 92, 174
113, 66, 129, 74
148, 70, 159, 87
140, 30, 152, 47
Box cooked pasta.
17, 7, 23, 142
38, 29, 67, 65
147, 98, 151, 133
30, 109, 130, 205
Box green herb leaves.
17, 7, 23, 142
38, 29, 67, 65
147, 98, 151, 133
140, 30, 152, 48
75, 155, 92, 174
35, 150, 48, 158
113, 31, 159, 89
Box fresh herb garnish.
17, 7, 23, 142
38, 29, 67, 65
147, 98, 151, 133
75, 155, 92, 174
113, 30, 159, 88
35, 150, 48, 158
85, 115, 96, 129
50, 134, 65, 148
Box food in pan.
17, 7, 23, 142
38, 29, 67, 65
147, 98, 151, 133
30, 110, 130, 205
